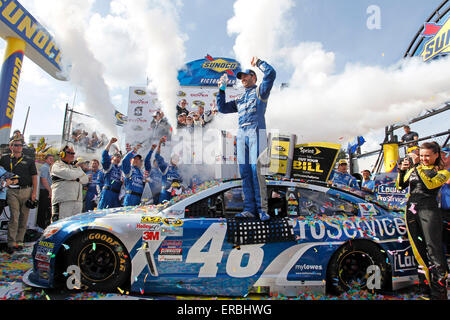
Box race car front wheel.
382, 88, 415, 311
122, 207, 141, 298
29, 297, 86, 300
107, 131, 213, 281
63, 231, 131, 292
326, 240, 391, 295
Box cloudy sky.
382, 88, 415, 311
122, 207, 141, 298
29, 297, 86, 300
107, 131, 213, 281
5, 0, 448, 154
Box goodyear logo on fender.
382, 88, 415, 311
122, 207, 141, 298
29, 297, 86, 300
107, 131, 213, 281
420, 17, 450, 62
202, 58, 238, 74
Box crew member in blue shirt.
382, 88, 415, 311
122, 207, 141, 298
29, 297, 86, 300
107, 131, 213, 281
329, 159, 359, 189
84, 159, 103, 211
154, 137, 183, 203
144, 143, 162, 204
216, 56, 276, 221
98, 137, 123, 209
121, 144, 145, 207
361, 169, 375, 191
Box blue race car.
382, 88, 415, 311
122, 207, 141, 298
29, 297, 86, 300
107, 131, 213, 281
23, 178, 418, 296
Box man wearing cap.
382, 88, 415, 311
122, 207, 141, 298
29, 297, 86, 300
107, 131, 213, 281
154, 137, 183, 203
0, 137, 38, 253
216, 57, 276, 221
121, 144, 146, 206
84, 159, 103, 211
329, 159, 359, 189
177, 99, 189, 117
361, 169, 375, 192
50, 145, 89, 222
150, 110, 171, 143
98, 137, 123, 209
144, 143, 162, 204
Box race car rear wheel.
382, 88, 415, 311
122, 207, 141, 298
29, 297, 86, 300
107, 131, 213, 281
63, 231, 131, 292
326, 240, 391, 295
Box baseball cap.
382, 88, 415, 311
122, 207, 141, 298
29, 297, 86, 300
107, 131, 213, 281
133, 154, 142, 160
338, 159, 348, 165
237, 69, 256, 79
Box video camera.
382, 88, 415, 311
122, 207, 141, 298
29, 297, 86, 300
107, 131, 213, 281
397, 155, 414, 169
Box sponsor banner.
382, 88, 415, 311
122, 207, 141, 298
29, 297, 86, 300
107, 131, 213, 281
0, 0, 64, 80
0, 38, 25, 142
176, 86, 242, 115
373, 172, 408, 211
124, 85, 241, 148
268, 134, 295, 176
177, 55, 241, 87
124, 86, 160, 147
420, 16, 450, 62
291, 143, 341, 182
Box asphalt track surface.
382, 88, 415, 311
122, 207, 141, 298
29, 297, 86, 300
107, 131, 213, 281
0, 242, 448, 301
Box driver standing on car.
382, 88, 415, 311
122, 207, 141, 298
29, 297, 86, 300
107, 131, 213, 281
216, 56, 276, 221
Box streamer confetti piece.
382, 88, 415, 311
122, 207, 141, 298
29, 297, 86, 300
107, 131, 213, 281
408, 203, 417, 214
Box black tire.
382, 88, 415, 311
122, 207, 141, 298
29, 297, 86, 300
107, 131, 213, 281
63, 230, 131, 292
326, 240, 391, 295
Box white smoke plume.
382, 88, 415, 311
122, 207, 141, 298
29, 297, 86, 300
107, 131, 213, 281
29, 0, 118, 139
111, 0, 187, 129
227, 0, 295, 69
227, 0, 450, 144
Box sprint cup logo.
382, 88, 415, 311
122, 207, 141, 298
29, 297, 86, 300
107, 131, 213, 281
421, 17, 450, 61
297, 147, 321, 155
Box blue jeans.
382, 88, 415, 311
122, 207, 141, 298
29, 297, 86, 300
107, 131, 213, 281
236, 127, 268, 214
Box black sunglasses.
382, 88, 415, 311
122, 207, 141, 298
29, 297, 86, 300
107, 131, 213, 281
66, 151, 75, 155
13, 144, 23, 147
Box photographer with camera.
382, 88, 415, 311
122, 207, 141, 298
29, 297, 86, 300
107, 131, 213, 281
396, 141, 450, 300
0, 136, 38, 254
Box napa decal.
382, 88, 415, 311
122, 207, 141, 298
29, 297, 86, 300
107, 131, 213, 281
202, 55, 238, 75
0, 0, 64, 79
420, 17, 450, 62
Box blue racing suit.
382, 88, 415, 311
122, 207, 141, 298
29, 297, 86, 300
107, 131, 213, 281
84, 169, 103, 211
216, 59, 276, 217
121, 151, 145, 207
98, 149, 123, 209
329, 170, 360, 189
144, 149, 162, 204
154, 153, 183, 203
